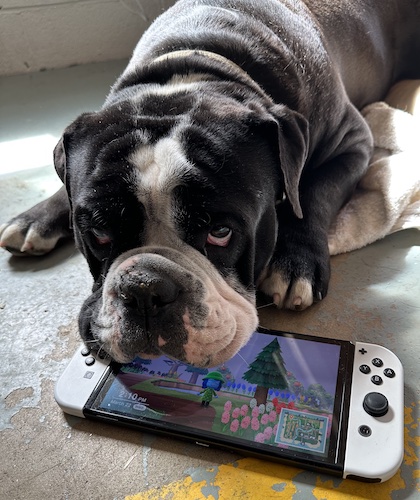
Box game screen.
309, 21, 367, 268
88, 330, 349, 463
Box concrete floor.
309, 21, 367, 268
0, 61, 419, 500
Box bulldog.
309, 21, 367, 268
1, 0, 419, 366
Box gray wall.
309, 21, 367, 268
0, 0, 177, 76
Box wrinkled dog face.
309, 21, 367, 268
57, 86, 281, 366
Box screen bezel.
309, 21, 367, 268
84, 327, 354, 474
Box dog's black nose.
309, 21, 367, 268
118, 273, 181, 315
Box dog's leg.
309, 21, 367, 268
259, 202, 332, 310
260, 107, 373, 310
0, 186, 72, 256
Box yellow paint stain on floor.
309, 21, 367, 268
414, 470, 420, 494
405, 402, 420, 492
127, 403, 420, 500
312, 470, 405, 500
213, 459, 301, 499
312, 403, 420, 499
404, 403, 420, 467
126, 474, 210, 500
126, 458, 301, 500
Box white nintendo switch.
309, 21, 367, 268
55, 327, 404, 482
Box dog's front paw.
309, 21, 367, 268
0, 218, 60, 256
259, 272, 315, 310
1, 188, 72, 257
0, 203, 72, 257
258, 232, 330, 310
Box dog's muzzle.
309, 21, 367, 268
85, 246, 258, 366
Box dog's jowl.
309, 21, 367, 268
1, 0, 419, 365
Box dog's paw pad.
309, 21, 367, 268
0, 222, 59, 256
259, 271, 314, 310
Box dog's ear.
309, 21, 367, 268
53, 135, 67, 183
269, 105, 309, 219
53, 113, 94, 220
247, 103, 308, 218
54, 113, 92, 183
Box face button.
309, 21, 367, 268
359, 364, 371, 374
371, 375, 383, 385
372, 358, 383, 367
384, 368, 396, 378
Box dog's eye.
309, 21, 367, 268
206, 226, 232, 247
92, 228, 112, 245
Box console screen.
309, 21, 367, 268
88, 330, 349, 464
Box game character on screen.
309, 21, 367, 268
199, 372, 225, 407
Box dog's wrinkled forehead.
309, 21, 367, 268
105, 80, 203, 141
127, 133, 195, 245
104, 87, 250, 236
129, 136, 193, 196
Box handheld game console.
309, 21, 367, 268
55, 329, 404, 482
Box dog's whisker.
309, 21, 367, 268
257, 302, 276, 310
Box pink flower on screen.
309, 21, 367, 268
221, 411, 231, 424
251, 417, 260, 431
232, 407, 241, 419
241, 416, 251, 429
255, 433, 266, 443
230, 419, 240, 433
261, 414, 269, 425
224, 401, 232, 411
264, 426, 273, 439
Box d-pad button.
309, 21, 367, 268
81, 346, 91, 356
